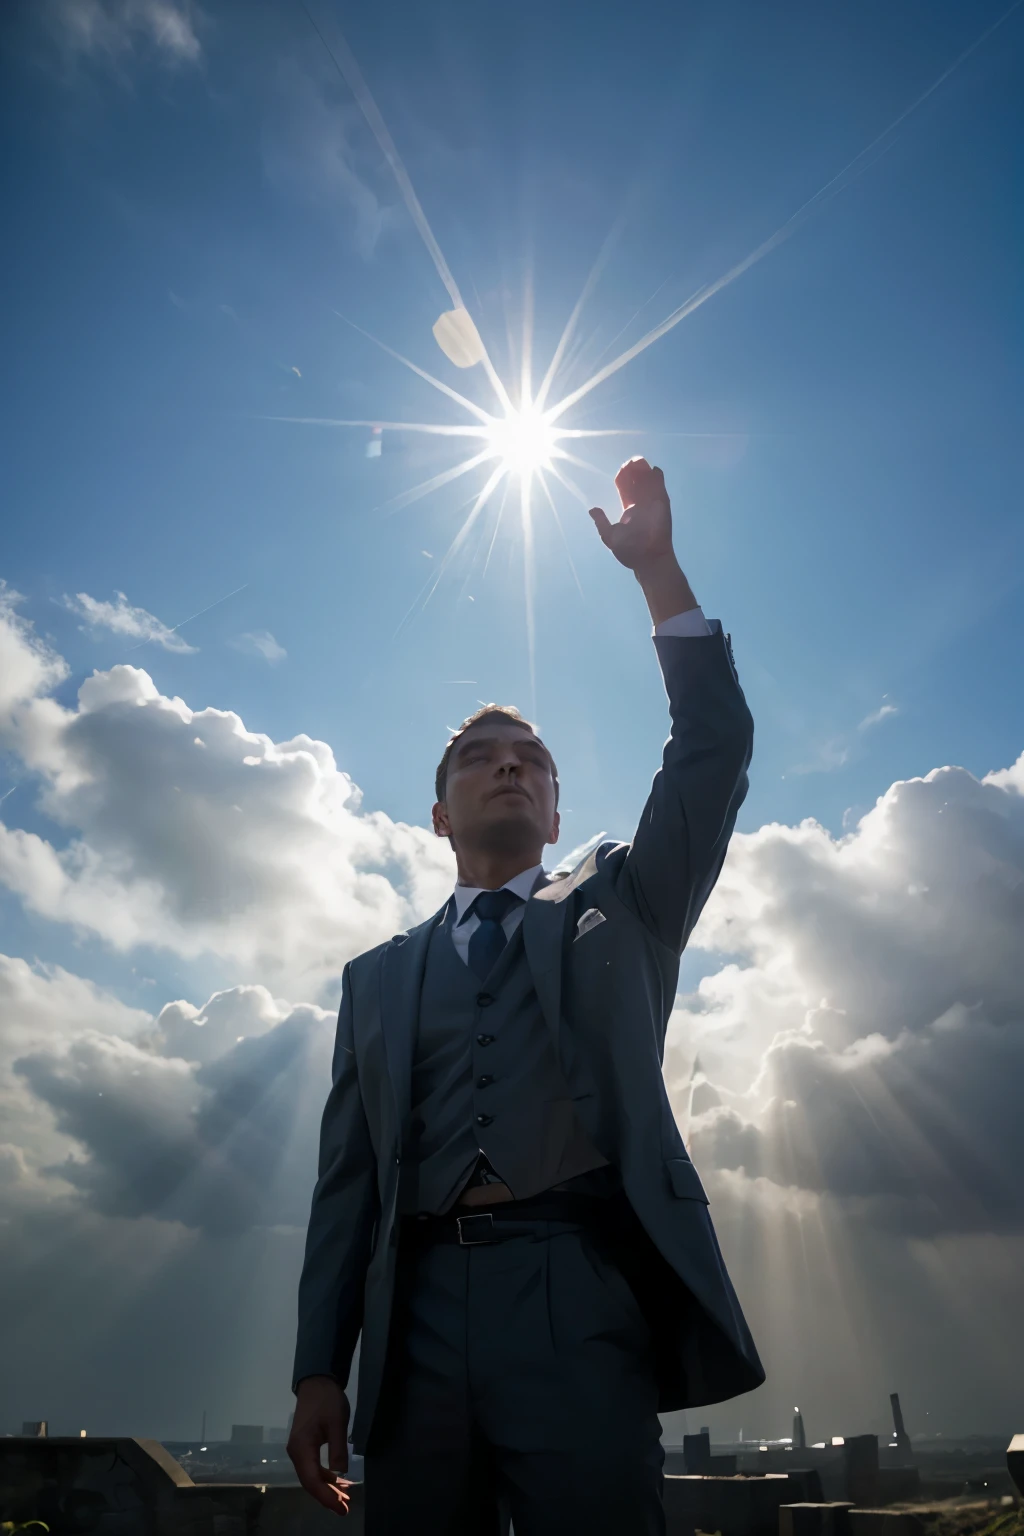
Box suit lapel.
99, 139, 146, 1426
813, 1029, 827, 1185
379, 902, 448, 1133
522, 880, 571, 1051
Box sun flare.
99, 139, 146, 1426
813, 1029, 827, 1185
483, 405, 558, 478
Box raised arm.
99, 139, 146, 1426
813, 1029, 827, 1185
589, 458, 753, 954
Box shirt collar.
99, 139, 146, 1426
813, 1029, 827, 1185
453, 862, 545, 925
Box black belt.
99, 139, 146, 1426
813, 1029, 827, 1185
404, 1191, 618, 1248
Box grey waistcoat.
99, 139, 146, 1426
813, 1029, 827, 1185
398, 907, 609, 1215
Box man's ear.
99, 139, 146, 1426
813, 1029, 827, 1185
547, 810, 560, 846
432, 800, 451, 838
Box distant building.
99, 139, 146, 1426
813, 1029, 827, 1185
230, 1425, 263, 1444
793, 1409, 807, 1450
21, 1422, 47, 1438
890, 1393, 912, 1455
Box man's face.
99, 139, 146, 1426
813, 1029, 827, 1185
432, 719, 560, 858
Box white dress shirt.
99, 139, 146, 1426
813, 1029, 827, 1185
448, 607, 714, 963
451, 861, 545, 964
653, 605, 712, 639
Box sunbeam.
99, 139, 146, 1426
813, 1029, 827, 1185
286, 0, 1023, 640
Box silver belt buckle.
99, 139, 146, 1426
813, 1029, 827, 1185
457, 1212, 495, 1246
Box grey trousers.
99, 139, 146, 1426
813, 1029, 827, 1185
364, 1218, 665, 1536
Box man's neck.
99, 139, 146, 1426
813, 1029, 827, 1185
454, 849, 543, 891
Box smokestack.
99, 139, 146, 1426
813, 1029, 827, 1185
890, 1393, 911, 1454
793, 1407, 807, 1450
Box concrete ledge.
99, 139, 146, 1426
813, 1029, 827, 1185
665, 1474, 818, 1536
779, 1501, 855, 1536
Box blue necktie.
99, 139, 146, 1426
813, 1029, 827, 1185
465, 888, 522, 979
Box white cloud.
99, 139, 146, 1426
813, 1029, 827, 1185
0, 585, 68, 726
0, 953, 150, 1192
16, 983, 331, 1231
43, 0, 203, 64
63, 590, 197, 654
261, 58, 396, 261
858, 700, 899, 731
789, 697, 898, 775
230, 630, 287, 664
0, 593, 454, 998
669, 754, 1024, 1235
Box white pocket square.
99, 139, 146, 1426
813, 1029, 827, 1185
574, 906, 606, 940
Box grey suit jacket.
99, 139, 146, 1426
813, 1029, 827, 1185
294, 623, 765, 1450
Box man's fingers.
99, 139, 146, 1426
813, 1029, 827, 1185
327, 1416, 349, 1475
588, 505, 614, 543
289, 1442, 351, 1516
614, 455, 652, 506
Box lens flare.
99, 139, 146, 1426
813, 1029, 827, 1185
484, 406, 557, 478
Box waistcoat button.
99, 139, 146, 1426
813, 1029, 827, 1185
475, 1113, 494, 1127
476, 1033, 495, 1046
476, 992, 494, 1007
477, 1074, 494, 1088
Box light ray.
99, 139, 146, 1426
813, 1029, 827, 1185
335, 313, 493, 424
521, 267, 534, 411
520, 470, 537, 717
302, 2, 514, 414
264, 416, 488, 437
482, 477, 512, 580
553, 427, 643, 439
551, 448, 608, 482
376, 449, 494, 517
536, 470, 584, 598
545, 461, 593, 509
534, 219, 621, 412
547, 0, 1023, 423
395, 463, 507, 635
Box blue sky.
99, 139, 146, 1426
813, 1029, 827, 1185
1, 0, 1022, 1440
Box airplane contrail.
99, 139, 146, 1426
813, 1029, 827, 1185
124, 583, 249, 653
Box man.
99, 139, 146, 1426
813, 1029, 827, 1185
288, 457, 764, 1533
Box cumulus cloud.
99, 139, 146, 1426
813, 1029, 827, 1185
0, 585, 69, 725
670, 755, 1024, 1235
230, 630, 287, 664
62, 589, 197, 654
16, 984, 332, 1231
0, 952, 330, 1235
0, 592, 454, 998
0, 953, 150, 1189
42, 0, 203, 65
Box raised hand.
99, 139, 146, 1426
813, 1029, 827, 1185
589, 456, 699, 626
588, 457, 673, 573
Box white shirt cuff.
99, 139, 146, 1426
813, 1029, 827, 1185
653, 606, 713, 638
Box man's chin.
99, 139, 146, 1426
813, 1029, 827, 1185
475, 811, 543, 856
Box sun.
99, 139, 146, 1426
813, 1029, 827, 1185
483, 404, 558, 478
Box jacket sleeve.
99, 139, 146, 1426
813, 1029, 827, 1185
614, 623, 753, 955
292, 962, 379, 1392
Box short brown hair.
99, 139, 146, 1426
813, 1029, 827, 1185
434, 705, 559, 803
